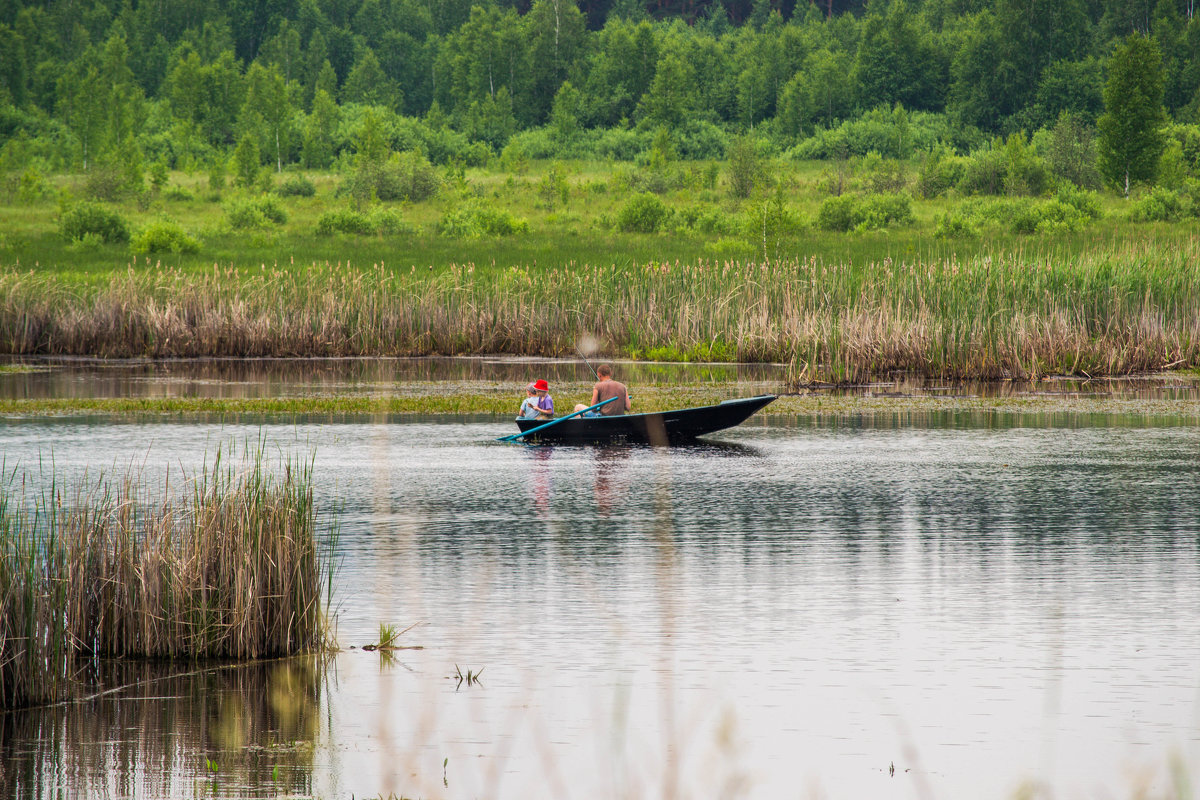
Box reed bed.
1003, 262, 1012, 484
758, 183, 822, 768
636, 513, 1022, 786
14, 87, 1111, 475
2, 237, 1198, 383
0, 449, 331, 710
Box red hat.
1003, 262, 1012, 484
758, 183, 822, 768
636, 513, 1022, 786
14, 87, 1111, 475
532, 379, 549, 392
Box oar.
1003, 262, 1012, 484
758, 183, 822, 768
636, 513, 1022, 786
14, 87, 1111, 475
497, 396, 617, 442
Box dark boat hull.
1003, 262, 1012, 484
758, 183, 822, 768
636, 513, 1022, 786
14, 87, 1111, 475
513, 395, 776, 444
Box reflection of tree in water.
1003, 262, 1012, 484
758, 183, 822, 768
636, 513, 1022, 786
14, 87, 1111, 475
0, 657, 326, 799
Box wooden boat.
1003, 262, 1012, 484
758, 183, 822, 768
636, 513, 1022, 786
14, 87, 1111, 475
513, 395, 777, 444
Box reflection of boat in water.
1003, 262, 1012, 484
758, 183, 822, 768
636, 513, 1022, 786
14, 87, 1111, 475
514, 395, 777, 444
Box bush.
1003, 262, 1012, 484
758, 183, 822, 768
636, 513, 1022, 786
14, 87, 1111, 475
816, 195, 858, 232
727, 135, 760, 199
368, 207, 417, 236
59, 201, 130, 244
1055, 184, 1102, 220
676, 205, 736, 235
957, 148, 1007, 195
788, 108, 970, 160
816, 193, 912, 232
861, 152, 908, 194
1011, 199, 1088, 234
16, 168, 52, 203
589, 128, 643, 161
277, 175, 316, 197
316, 208, 375, 236
617, 192, 672, 233
163, 185, 196, 202
342, 150, 440, 203
225, 196, 288, 230
1129, 187, 1188, 223
915, 148, 966, 199
84, 164, 136, 201
130, 220, 200, 254
933, 212, 976, 239
437, 203, 528, 238
676, 120, 729, 160
855, 193, 913, 229
1003, 133, 1051, 197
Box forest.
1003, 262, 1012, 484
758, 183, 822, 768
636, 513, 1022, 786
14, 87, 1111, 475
1, 0, 1198, 184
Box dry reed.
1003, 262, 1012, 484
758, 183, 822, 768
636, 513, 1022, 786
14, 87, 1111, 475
2, 238, 1198, 382
0, 448, 331, 710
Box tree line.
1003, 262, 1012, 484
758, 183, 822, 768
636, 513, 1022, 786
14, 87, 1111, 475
0, 0, 1196, 193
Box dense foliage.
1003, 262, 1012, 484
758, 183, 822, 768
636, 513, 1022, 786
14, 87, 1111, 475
1, 0, 1198, 189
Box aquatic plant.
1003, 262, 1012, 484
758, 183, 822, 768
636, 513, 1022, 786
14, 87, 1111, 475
452, 665, 484, 690
0, 447, 333, 710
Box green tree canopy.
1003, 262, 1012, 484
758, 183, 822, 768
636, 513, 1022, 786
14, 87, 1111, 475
1097, 32, 1168, 195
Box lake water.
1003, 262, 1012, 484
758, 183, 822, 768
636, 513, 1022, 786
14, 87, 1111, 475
1, 361, 1199, 800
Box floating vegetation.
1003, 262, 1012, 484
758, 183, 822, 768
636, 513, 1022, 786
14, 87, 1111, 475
0, 446, 335, 710
360, 621, 421, 652
452, 664, 484, 690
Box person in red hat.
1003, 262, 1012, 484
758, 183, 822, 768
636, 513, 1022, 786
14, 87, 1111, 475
532, 378, 554, 418
519, 379, 554, 420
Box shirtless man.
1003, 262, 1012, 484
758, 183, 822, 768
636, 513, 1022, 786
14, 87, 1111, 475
574, 363, 631, 416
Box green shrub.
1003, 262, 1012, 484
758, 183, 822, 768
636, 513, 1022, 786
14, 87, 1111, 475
342, 150, 440, 202
617, 192, 672, 233
163, 186, 196, 202
916, 148, 966, 199
437, 203, 529, 238
676, 205, 736, 235
59, 201, 130, 244
368, 207, 417, 236
854, 193, 913, 230
816, 195, 858, 232
817, 193, 912, 232
933, 212, 976, 239
1011, 199, 1088, 234
1002, 133, 1051, 196
316, 208, 375, 236
1055, 184, 1103, 220
66, 232, 105, 251
225, 196, 288, 230
277, 175, 316, 197
499, 140, 531, 174
83, 165, 132, 201
957, 148, 1007, 196
148, 160, 169, 192
1129, 187, 1188, 223
130, 220, 200, 254
862, 152, 909, 194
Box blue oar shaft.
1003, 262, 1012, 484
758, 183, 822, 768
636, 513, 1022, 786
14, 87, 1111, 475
497, 396, 618, 442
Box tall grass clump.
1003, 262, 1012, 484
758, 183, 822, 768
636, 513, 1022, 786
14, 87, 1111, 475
0, 448, 332, 710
